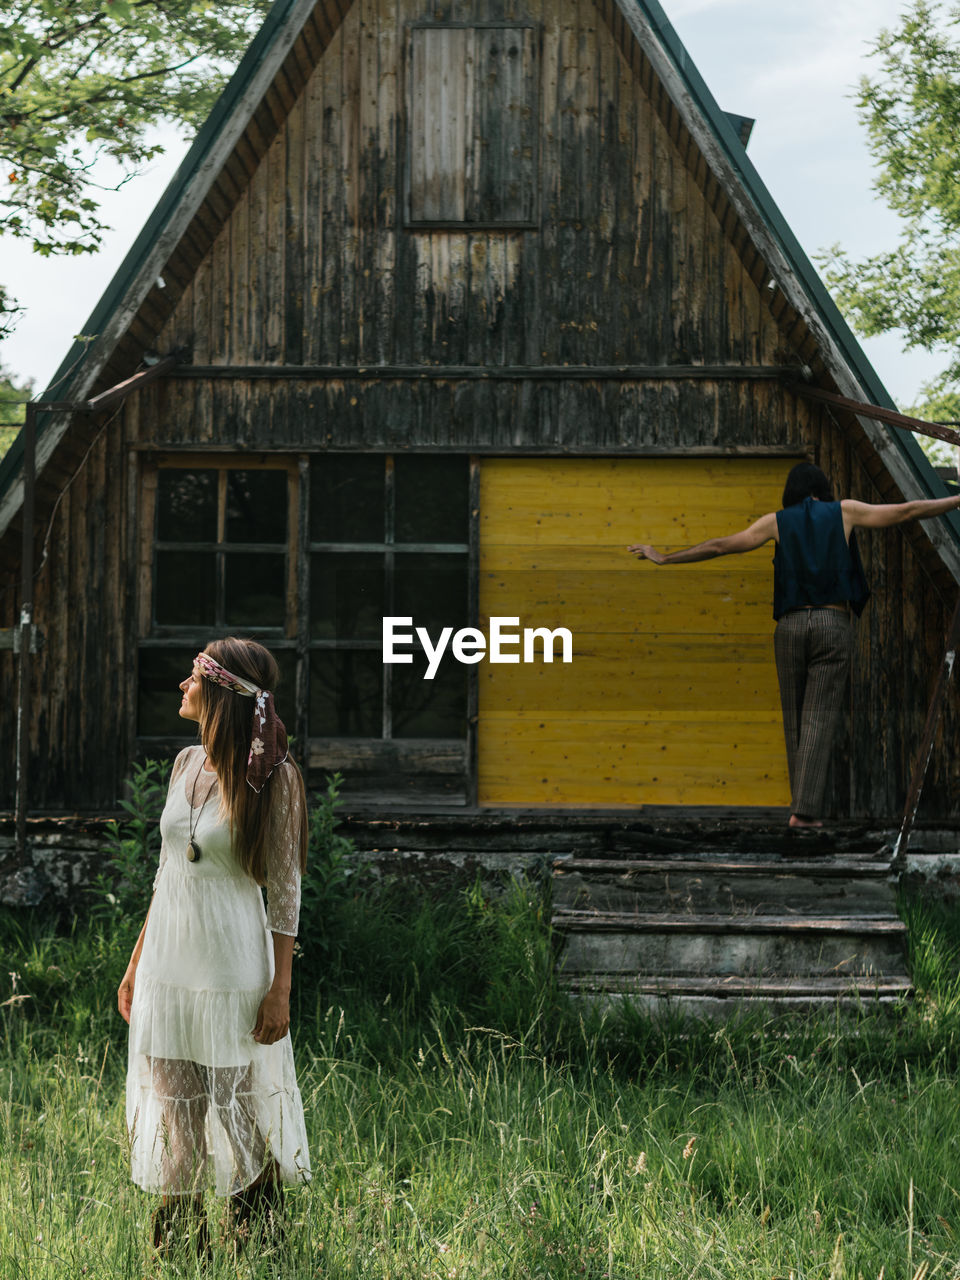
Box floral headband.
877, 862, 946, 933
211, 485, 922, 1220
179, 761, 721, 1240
194, 651, 288, 793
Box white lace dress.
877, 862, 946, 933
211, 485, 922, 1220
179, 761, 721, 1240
126, 746, 312, 1195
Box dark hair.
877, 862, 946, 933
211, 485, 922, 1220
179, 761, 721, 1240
197, 637, 308, 884
782, 463, 834, 508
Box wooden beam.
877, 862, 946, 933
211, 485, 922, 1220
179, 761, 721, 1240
168, 363, 791, 381
790, 380, 960, 450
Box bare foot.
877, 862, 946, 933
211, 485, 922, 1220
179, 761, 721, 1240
789, 814, 823, 829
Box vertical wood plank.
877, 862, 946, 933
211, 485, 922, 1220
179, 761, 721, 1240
246, 163, 269, 362
410, 27, 470, 223
295, 455, 310, 755
209, 226, 230, 364
285, 97, 306, 365
231, 188, 250, 362
265, 128, 286, 361
630, 36, 654, 365
683, 163, 705, 369
357, 0, 379, 363
374, 0, 398, 364
472, 26, 537, 223
124, 433, 140, 764
554, 4, 582, 365
48, 478, 71, 800
603, 6, 629, 366
320, 15, 344, 363
339, 3, 362, 364
466, 458, 480, 805
302, 47, 324, 365
68, 453, 89, 801
651, 101, 674, 365
577, 0, 600, 366
537, 1, 560, 364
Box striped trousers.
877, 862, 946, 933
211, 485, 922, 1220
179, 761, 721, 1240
773, 607, 852, 818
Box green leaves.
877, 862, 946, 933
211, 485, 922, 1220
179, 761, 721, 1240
0, 0, 273, 335
0, 363, 31, 436
104, 0, 135, 22
818, 2, 960, 390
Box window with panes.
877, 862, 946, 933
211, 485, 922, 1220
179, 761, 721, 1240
138, 460, 297, 736
309, 455, 468, 740
138, 454, 469, 747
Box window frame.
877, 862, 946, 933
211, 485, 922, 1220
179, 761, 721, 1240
136, 453, 301, 740
138, 455, 300, 645
135, 451, 479, 804
307, 453, 471, 740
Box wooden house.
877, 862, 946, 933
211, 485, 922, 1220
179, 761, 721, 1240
1, 0, 959, 826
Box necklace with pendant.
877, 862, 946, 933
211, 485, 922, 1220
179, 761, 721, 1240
187, 758, 215, 862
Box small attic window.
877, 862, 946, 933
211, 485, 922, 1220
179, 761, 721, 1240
405, 23, 540, 227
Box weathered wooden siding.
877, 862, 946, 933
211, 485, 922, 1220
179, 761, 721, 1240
153, 0, 788, 372
129, 374, 813, 453
0, 412, 133, 810
0, 0, 957, 820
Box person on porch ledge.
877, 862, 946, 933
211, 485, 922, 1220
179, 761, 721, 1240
629, 461, 960, 829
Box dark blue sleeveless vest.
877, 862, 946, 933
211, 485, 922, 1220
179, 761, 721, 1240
773, 497, 870, 620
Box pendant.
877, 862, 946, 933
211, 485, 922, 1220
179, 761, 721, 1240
187, 839, 201, 863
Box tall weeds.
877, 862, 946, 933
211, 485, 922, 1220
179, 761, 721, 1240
3, 769, 960, 1276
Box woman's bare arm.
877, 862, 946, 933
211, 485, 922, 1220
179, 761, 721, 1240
254, 761, 303, 1046
628, 512, 779, 565
253, 932, 294, 1046
117, 899, 153, 1024
842, 494, 960, 535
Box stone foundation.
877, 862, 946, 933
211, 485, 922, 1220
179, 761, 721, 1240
2, 812, 960, 910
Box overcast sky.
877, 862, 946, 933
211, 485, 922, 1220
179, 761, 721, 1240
0, 0, 945, 406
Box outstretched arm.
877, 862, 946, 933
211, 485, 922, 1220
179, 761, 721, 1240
628, 512, 779, 565
842, 493, 960, 535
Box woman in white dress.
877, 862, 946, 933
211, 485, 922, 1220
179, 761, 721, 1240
117, 637, 311, 1260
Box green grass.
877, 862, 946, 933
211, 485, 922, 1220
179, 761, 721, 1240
5, 797, 960, 1277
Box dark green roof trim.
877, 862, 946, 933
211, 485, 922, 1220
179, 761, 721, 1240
0, 0, 306, 502
629, 0, 960, 547
723, 112, 754, 149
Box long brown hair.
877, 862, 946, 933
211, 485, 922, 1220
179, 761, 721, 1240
197, 637, 308, 884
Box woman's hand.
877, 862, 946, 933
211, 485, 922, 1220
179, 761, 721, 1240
118, 964, 136, 1024
253, 988, 291, 1045
627, 544, 666, 564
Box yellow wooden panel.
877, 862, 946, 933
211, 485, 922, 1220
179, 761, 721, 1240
477, 457, 795, 807
479, 633, 781, 714
480, 457, 787, 547
479, 569, 775, 634
479, 717, 788, 805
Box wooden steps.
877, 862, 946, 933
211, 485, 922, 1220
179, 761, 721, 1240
553, 856, 897, 916
335, 809, 913, 1020
554, 911, 908, 983
552, 848, 912, 1020
560, 975, 910, 1020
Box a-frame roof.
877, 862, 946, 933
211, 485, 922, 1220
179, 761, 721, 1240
2, 0, 958, 579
